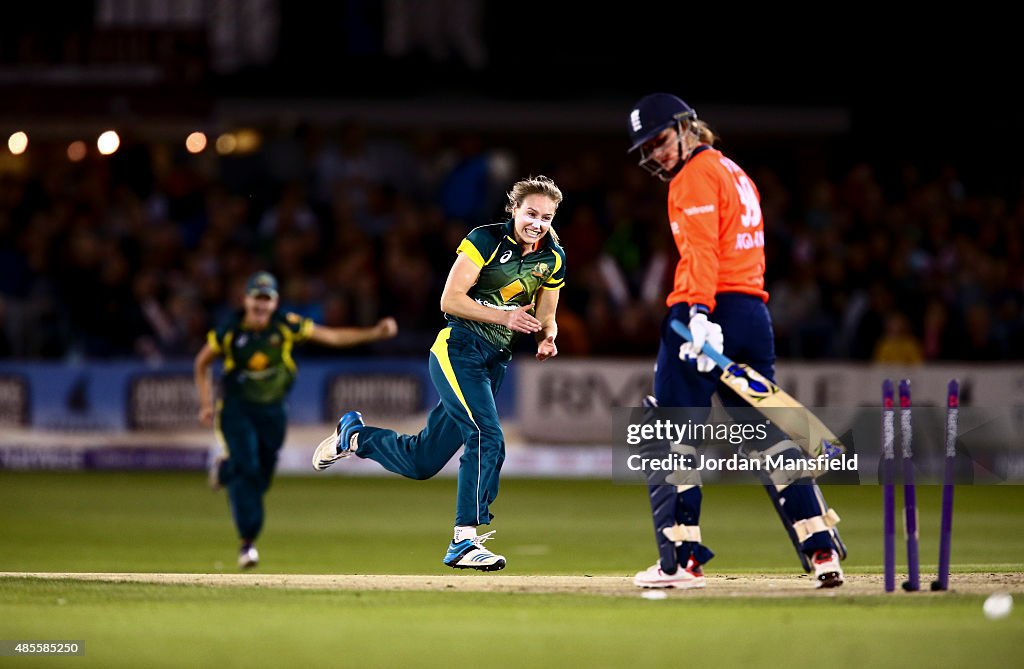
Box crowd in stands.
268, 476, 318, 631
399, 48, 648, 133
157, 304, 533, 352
1, 120, 1020, 363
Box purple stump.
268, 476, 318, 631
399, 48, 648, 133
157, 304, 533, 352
882, 379, 896, 592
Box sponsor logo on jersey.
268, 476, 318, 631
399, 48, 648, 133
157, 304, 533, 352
474, 298, 520, 311
499, 279, 526, 303
500, 250, 513, 263
684, 204, 716, 216
248, 351, 270, 371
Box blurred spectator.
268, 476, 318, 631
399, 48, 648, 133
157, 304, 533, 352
259, 181, 322, 266
770, 264, 829, 359
963, 304, 999, 361
921, 299, 953, 360
0, 125, 1022, 363
437, 134, 508, 227
873, 312, 924, 365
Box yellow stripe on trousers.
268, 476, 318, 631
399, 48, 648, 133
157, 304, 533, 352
430, 327, 483, 524
429, 328, 475, 420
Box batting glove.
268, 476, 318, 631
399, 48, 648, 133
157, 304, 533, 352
679, 311, 724, 373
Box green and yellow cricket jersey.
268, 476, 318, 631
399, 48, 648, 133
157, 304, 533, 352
449, 220, 567, 349
207, 310, 314, 404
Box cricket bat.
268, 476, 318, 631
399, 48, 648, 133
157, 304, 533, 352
669, 319, 846, 459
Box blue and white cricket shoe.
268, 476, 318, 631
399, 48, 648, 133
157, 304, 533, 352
312, 411, 363, 471
443, 531, 506, 571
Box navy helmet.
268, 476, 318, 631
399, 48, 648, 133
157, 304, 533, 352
627, 93, 697, 153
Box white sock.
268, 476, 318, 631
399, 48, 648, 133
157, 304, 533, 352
453, 526, 477, 543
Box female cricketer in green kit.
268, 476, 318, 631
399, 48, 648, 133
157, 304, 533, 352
195, 271, 397, 569
313, 175, 566, 571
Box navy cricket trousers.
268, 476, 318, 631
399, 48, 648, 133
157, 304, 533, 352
648, 293, 832, 571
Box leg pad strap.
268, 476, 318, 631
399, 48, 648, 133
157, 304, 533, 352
662, 523, 702, 544
792, 508, 841, 543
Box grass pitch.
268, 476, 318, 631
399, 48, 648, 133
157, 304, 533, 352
1, 472, 1022, 668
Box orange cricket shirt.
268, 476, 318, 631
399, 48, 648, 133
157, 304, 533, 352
665, 146, 770, 311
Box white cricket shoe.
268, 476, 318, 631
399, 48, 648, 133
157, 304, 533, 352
238, 545, 259, 570
812, 549, 844, 588
443, 531, 506, 571
313, 411, 363, 471
634, 557, 706, 589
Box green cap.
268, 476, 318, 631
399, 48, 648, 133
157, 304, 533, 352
245, 271, 278, 298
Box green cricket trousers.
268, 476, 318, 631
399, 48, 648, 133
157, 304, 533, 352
217, 398, 286, 542
355, 326, 511, 526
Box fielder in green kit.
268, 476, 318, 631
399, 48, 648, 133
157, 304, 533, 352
195, 271, 397, 569
313, 175, 567, 571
